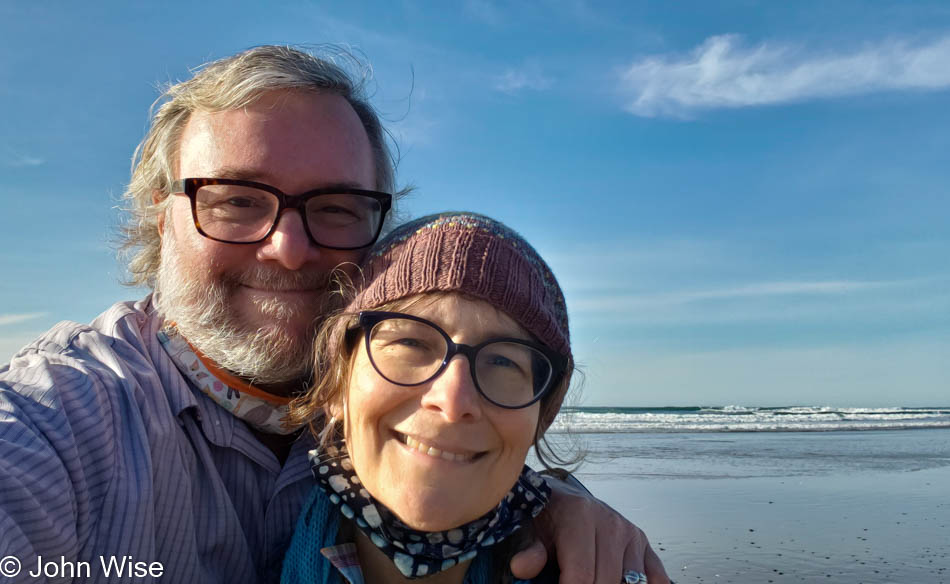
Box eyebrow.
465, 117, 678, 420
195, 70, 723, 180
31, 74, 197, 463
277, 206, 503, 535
442, 322, 534, 344
212, 167, 266, 182
210, 166, 370, 192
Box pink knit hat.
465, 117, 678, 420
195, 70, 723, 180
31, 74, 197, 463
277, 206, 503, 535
348, 212, 571, 361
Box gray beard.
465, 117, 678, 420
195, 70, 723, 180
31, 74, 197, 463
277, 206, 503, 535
153, 237, 338, 387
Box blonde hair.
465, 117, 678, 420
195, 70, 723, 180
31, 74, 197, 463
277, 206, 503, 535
120, 45, 404, 288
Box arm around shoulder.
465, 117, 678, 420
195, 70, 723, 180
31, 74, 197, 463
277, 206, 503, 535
511, 472, 671, 584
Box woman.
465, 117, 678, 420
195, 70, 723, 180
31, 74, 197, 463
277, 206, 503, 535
282, 212, 576, 583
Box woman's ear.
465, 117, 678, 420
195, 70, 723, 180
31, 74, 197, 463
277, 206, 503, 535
317, 400, 346, 443
328, 398, 345, 422
317, 408, 339, 444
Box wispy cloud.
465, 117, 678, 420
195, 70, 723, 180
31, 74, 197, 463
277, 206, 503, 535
0, 312, 48, 327
3, 147, 45, 167
572, 279, 891, 314
650, 279, 888, 303
545, 238, 731, 293
565, 278, 950, 327
619, 34, 950, 118
388, 114, 440, 148
494, 63, 553, 94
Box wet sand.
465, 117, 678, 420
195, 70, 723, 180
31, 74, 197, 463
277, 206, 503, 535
562, 430, 950, 583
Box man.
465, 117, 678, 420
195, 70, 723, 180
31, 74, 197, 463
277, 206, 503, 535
0, 46, 668, 584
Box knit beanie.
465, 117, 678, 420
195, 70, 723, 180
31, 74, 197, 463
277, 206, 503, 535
347, 212, 571, 363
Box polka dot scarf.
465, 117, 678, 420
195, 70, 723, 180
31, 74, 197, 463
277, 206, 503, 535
309, 443, 551, 579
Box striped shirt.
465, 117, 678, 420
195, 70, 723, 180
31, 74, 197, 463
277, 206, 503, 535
0, 297, 314, 583
320, 543, 365, 584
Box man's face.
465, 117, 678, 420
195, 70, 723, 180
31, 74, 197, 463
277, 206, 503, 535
156, 90, 376, 388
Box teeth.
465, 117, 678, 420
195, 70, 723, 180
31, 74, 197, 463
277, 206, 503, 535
402, 434, 471, 462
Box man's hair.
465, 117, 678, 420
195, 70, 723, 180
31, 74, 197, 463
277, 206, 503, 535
120, 45, 399, 288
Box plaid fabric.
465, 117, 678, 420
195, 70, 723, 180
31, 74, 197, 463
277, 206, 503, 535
320, 543, 365, 584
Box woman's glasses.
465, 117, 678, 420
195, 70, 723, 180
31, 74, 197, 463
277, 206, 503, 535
358, 311, 567, 409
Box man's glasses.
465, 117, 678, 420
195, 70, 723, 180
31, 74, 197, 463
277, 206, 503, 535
357, 311, 567, 409
170, 178, 392, 250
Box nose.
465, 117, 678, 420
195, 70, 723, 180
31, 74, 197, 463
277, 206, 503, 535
420, 356, 483, 422
255, 210, 322, 270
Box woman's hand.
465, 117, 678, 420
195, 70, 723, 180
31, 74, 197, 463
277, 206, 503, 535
510, 475, 671, 584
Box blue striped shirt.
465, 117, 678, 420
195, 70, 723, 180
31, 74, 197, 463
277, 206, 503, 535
0, 297, 314, 583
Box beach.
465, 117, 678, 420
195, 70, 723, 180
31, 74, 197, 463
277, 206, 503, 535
534, 409, 950, 583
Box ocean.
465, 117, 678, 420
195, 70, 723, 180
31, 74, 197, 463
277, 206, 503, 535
531, 407, 950, 583
549, 405, 950, 433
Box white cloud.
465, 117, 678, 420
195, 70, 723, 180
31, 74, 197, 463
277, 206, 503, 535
543, 238, 730, 293
571, 279, 888, 312
0, 312, 48, 327
619, 34, 950, 117
3, 151, 44, 167
638, 279, 887, 305
567, 278, 949, 326
494, 63, 554, 94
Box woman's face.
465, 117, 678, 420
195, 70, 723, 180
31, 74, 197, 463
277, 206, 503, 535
341, 294, 540, 531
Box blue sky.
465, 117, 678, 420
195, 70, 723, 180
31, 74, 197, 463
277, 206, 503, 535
1, 1, 948, 406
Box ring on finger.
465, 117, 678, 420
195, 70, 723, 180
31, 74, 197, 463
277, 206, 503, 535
622, 570, 647, 583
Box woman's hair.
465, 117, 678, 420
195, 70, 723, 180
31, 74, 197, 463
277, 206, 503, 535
291, 212, 582, 581
290, 211, 582, 470
289, 290, 579, 470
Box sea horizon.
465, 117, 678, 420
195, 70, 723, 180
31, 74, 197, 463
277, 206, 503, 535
550, 405, 950, 433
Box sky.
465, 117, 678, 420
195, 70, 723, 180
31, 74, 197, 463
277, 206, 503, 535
1, 1, 948, 407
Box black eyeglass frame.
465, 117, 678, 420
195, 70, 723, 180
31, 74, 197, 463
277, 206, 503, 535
357, 310, 568, 410
170, 178, 393, 250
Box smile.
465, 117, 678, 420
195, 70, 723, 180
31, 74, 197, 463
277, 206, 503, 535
398, 433, 481, 463
242, 284, 320, 294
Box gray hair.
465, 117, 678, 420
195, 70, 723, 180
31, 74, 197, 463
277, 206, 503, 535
120, 45, 401, 288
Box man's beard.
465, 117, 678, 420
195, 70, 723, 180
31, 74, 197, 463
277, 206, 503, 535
154, 235, 340, 387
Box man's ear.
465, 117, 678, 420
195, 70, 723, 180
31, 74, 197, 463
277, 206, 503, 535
153, 190, 166, 236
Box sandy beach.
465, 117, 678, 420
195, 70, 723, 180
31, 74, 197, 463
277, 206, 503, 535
541, 428, 950, 583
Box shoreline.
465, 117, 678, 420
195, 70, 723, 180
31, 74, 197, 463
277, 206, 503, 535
554, 428, 950, 583
552, 424, 950, 434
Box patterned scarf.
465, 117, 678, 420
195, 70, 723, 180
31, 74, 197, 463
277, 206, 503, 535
158, 327, 301, 434
310, 443, 550, 579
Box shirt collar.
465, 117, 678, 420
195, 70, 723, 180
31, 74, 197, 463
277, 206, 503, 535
140, 297, 201, 419
320, 543, 366, 584
143, 295, 320, 481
